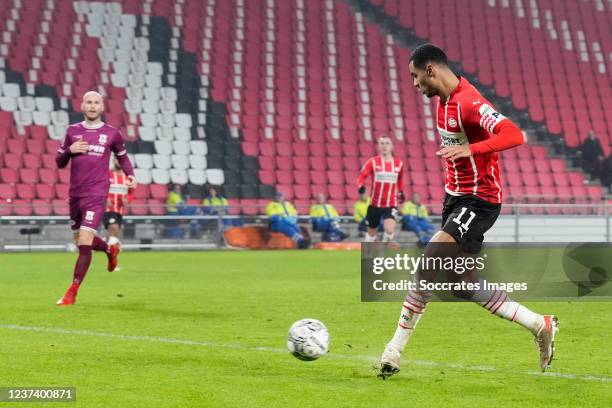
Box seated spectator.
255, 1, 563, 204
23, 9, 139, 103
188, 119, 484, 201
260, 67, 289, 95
166, 184, 185, 215
309, 194, 348, 242
401, 193, 435, 245
353, 191, 371, 235
265, 192, 307, 248
202, 186, 229, 215
581, 131, 604, 179
602, 154, 612, 193
165, 184, 187, 237
202, 186, 243, 228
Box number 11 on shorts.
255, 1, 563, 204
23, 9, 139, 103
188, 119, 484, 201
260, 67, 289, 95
452, 207, 476, 236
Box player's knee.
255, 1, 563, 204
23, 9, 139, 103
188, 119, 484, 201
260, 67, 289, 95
77, 229, 95, 246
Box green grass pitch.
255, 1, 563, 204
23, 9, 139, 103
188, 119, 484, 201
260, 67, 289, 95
1, 251, 610, 407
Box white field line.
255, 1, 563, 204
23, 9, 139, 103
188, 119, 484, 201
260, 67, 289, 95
1, 324, 610, 383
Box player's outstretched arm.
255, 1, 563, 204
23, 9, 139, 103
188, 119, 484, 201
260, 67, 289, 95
469, 119, 525, 155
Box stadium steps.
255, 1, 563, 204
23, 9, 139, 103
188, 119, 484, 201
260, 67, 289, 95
344, 0, 606, 208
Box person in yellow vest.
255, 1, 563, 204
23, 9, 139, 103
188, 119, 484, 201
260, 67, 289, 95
309, 194, 348, 242
202, 186, 243, 229
265, 192, 308, 248
353, 191, 371, 235
401, 193, 435, 245
166, 184, 185, 214
202, 186, 228, 215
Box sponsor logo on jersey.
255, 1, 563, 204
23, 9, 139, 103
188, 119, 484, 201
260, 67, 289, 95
87, 145, 106, 155
109, 183, 129, 195
374, 172, 398, 183
98, 134, 107, 144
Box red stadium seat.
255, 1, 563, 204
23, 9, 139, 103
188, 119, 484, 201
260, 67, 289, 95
32, 199, 52, 216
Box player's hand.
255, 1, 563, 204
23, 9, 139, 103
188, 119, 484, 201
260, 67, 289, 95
436, 145, 472, 160
126, 175, 138, 189
69, 140, 89, 154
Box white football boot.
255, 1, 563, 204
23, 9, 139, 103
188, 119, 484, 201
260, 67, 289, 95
534, 315, 559, 372
378, 344, 402, 379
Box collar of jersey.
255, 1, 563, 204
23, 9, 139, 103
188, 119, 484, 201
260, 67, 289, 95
81, 121, 105, 129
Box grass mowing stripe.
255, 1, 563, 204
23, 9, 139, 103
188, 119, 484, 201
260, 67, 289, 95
2, 323, 610, 384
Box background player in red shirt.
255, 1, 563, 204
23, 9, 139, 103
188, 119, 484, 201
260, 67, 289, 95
56, 91, 137, 306
378, 44, 557, 378
104, 157, 132, 243
356, 136, 405, 242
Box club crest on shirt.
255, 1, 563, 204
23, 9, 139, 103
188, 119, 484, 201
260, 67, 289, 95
448, 117, 457, 127
98, 134, 108, 145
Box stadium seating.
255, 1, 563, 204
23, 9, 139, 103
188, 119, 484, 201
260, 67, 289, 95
0, 0, 607, 217
375, 0, 611, 154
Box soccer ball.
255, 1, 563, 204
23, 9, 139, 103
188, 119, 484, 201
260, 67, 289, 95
287, 319, 330, 361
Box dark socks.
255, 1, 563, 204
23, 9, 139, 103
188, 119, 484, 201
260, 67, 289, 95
72, 245, 93, 286
91, 236, 109, 253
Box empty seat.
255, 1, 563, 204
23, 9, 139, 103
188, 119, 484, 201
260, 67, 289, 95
154, 141, 173, 155
171, 155, 189, 170
189, 140, 207, 155
134, 168, 152, 184
189, 155, 207, 169
135, 154, 154, 169
172, 141, 190, 155
153, 154, 171, 170
188, 169, 207, 185
206, 169, 225, 185
170, 169, 188, 184
175, 113, 193, 128
151, 169, 170, 184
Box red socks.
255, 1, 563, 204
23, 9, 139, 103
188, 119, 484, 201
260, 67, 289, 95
92, 236, 109, 253
72, 245, 93, 285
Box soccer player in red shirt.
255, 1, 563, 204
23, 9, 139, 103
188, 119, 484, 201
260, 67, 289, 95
56, 91, 137, 306
356, 136, 405, 242
104, 158, 132, 243
378, 44, 558, 378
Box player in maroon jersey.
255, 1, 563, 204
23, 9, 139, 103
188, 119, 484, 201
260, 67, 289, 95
378, 44, 557, 378
56, 91, 137, 306
356, 136, 405, 243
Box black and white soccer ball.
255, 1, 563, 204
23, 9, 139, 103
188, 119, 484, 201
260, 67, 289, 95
287, 319, 330, 361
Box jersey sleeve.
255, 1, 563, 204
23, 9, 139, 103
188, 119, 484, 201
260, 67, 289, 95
356, 158, 373, 187
111, 129, 135, 177
462, 100, 524, 155
462, 100, 507, 133
55, 129, 72, 168
397, 161, 405, 193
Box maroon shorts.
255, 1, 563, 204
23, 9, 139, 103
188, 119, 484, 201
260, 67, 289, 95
69, 196, 106, 233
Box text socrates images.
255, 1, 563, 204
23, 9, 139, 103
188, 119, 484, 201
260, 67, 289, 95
360, 242, 611, 302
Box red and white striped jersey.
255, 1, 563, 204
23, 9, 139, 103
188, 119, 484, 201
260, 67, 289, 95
357, 156, 405, 208
437, 77, 506, 204
106, 170, 131, 215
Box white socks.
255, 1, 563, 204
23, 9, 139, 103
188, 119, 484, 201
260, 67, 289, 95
364, 233, 376, 242
382, 232, 395, 242
388, 290, 429, 351
470, 282, 544, 335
